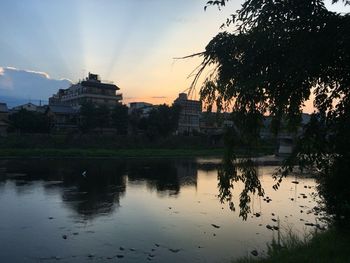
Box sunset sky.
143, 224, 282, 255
0, 0, 349, 111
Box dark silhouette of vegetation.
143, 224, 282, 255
138, 104, 181, 139
95, 105, 110, 131
193, 0, 350, 220
8, 109, 50, 133
0, 159, 198, 217
232, 227, 350, 263
112, 104, 128, 135
79, 101, 97, 132
79, 102, 129, 134
218, 157, 263, 220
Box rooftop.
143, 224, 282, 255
0, 103, 9, 113
81, 80, 119, 91
48, 105, 77, 114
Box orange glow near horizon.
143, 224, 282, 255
1, 0, 347, 113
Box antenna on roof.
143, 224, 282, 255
82, 69, 86, 80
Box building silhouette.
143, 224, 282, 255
174, 93, 202, 134
0, 103, 9, 136
49, 73, 122, 109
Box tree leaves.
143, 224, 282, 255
205, 0, 229, 11
195, 0, 350, 220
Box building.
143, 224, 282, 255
12, 102, 38, 112
174, 93, 202, 134
49, 73, 122, 109
200, 112, 233, 135
0, 103, 9, 136
277, 134, 293, 156
128, 102, 155, 118
46, 105, 78, 131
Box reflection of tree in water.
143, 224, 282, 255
61, 160, 127, 219
0, 159, 198, 217
0, 159, 127, 219
128, 160, 186, 195
175, 161, 198, 188
218, 156, 264, 220
61, 176, 126, 218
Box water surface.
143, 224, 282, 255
0, 158, 325, 262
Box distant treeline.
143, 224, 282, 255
7, 102, 181, 138
0, 133, 276, 157
0, 133, 217, 149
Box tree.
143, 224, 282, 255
148, 104, 181, 137
95, 105, 110, 131
192, 0, 350, 220
128, 108, 142, 135
79, 101, 96, 133
138, 104, 181, 139
111, 104, 128, 135
8, 109, 50, 133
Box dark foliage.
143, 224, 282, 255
95, 105, 110, 130
79, 102, 126, 133
138, 104, 181, 139
194, 0, 350, 219
79, 101, 97, 133
8, 109, 50, 133
111, 104, 128, 135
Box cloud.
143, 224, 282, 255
0, 66, 71, 107
151, 96, 167, 99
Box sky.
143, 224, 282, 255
0, 0, 349, 110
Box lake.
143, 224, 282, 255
0, 158, 327, 263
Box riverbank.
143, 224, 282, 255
0, 146, 280, 159
0, 148, 227, 158
0, 134, 276, 158
234, 228, 350, 263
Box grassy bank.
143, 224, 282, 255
234, 228, 350, 263
0, 148, 226, 158
0, 134, 275, 158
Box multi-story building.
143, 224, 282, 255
174, 93, 202, 134
46, 105, 78, 131
49, 73, 122, 109
0, 103, 9, 136
128, 102, 155, 118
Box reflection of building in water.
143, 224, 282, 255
127, 160, 198, 195
0, 159, 199, 216
1, 159, 127, 219
61, 174, 126, 218
277, 134, 293, 156
59, 160, 127, 218
174, 161, 198, 188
